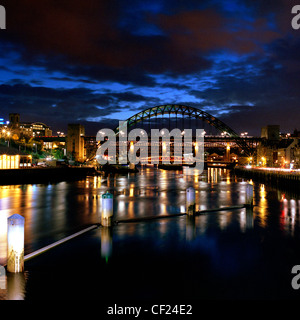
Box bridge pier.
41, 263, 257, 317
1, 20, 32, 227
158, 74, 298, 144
226, 142, 230, 162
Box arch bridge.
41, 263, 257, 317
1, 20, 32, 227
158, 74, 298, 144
114, 104, 254, 156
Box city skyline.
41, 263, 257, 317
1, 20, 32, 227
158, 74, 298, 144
0, 1, 300, 136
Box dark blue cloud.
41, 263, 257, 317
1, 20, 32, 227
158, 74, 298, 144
0, 0, 298, 135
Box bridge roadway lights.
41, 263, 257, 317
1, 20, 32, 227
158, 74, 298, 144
245, 184, 254, 207
101, 192, 114, 227
186, 187, 196, 215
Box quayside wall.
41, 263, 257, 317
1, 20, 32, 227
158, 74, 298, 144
234, 167, 300, 190
0, 167, 97, 185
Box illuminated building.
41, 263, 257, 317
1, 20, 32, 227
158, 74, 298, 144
19, 122, 52, 137
66, 124, 85, 162
0, 145, 32, 169
257, 125, 300, 167
4, 113, 53, 138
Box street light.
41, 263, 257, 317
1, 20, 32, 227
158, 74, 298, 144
5, 130, 11, 147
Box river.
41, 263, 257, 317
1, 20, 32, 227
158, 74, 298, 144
1, 167, 300, 299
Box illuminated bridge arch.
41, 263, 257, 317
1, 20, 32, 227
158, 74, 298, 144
114, 104, 253, 156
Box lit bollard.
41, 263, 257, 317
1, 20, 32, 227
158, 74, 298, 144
245, 184, 254, 207
186, 187, 196, 215
7, 214, 24, 273
0, 265, 6, 289
101, 192, 113, 227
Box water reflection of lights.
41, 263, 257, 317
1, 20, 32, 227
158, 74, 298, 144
128, 201, 134, 218
129, 184, 135, 197
199, 189, 207, 211
93, 176, 102, 188
257, 184, 267, 227
260, 185, 266, 199
290, 200, 296, 235
160, 203, 167, 214
178, 177, 186, 187
1, 181, 103, 254
0, 211, 9, 265
226, 172, 230, 184
160, 191, 166, 199
240, 208, 254, 232
280, 196, 298, 236
186, 216, 196, 241
101, 228, 112, 263
194, 175, 198, 183
218, 213, 230, 230
158, 221, 167, 235
197, 215, 208, 234
118, 200, 125, 214
2, 168, 285, 261
159, 170, 169, 189
117, 177, 127, 187
208, 168, 222, 183
138, 174, 146, 189
182, 167, 201, 179
7, 273, 26, 300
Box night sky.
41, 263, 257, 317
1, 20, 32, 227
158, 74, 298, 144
0, 0, 300, 135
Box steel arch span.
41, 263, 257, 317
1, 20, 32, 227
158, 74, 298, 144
114, 104, 253, 156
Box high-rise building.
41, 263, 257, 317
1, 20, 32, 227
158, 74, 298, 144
66, 124, 85, 162
261, 125, 280, 141
9, 113, 20, 129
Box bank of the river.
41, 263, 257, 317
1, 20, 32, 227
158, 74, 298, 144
234, 166, 300, 189
0, 166, 98, 185
100, 164, 139, 174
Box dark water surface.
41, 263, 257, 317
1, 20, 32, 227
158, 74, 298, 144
1, 167, 300, 300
